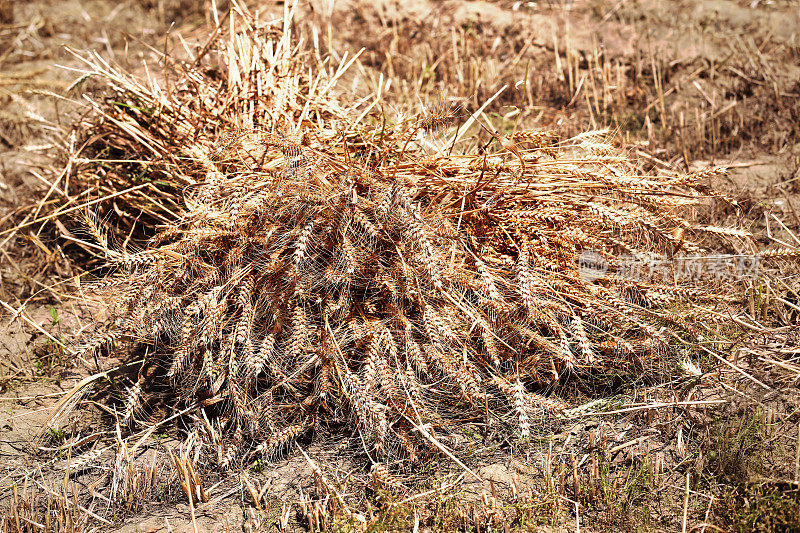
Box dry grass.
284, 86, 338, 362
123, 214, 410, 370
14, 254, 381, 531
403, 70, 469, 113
35, 1, 796, 473
311, 0, 800, 162
1, 1, 800, 531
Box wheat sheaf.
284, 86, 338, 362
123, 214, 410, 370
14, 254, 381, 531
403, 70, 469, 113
56, 8, 769, 473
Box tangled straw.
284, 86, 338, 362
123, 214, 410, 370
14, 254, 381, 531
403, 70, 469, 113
57, 7, 778, 472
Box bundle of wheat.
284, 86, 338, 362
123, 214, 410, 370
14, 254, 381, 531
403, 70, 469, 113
49, 4, 789, 470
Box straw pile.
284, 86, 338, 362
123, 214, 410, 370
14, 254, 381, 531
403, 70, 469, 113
55, 5, 768, 468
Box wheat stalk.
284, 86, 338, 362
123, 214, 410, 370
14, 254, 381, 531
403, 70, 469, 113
51, 7, 797, 475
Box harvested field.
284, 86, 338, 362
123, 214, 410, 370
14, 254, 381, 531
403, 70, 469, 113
1, 1, 799, 532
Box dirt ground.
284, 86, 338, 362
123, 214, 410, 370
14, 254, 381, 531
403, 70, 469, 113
1, 0, 799, 531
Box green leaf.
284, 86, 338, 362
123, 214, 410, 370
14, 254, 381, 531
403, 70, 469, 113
48, 306, 59, 325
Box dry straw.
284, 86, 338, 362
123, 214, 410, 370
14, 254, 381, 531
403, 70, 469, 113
48, 3, 794, 472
